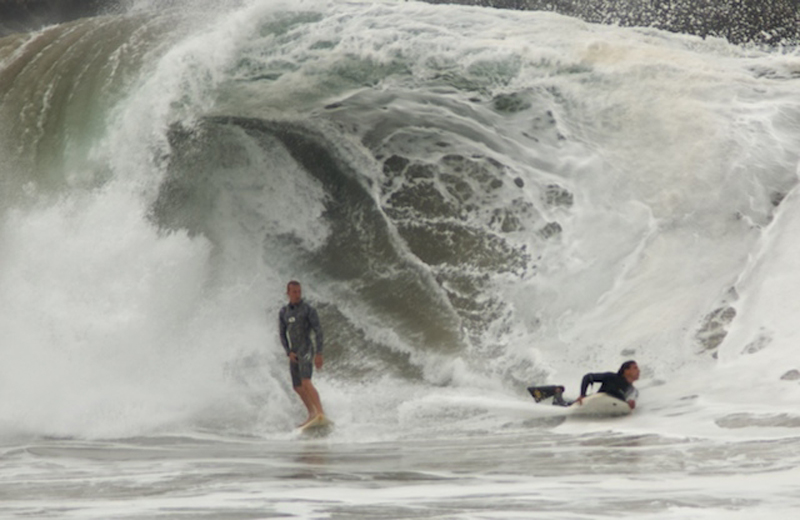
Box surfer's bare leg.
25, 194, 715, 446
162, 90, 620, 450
294, 384, 317, 426
300, 379, 324, 419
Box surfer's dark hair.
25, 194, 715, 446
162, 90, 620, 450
618, 360, 637, 375
287, 280, 301, 290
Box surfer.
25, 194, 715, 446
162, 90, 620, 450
576, 360, 640, 409
279, 280, 326, 427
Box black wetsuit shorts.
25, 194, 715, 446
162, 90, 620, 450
289, 351, 314, 387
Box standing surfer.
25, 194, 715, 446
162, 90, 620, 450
278, 280, 326, 426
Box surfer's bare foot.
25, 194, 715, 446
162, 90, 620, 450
298, 416, 316, 428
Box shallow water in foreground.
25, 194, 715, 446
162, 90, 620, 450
2, 422, 799, 519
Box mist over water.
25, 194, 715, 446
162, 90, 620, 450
0, 0, 799, 449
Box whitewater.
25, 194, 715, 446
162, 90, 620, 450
1, 0, 799, 518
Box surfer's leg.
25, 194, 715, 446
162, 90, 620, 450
298, 399, 317, 426
301, 379, 324, 418
294, 385, 314, 419
301, 357, 324, 417
291, 360, 317, 425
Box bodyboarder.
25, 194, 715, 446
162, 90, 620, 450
527, 360, 640, 409
576, 360, 640, 409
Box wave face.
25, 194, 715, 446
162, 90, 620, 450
1, 0, 799, 438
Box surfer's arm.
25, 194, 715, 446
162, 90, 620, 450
309, 306, 324, 354
278, 310, 291, 356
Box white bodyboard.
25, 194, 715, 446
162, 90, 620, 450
569, 393, 632, 417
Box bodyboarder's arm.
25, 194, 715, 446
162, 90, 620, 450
579, 373, 596, 397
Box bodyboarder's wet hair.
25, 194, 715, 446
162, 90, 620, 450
618, 360, 637, 375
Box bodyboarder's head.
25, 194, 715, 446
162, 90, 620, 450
618, 360, 640, 383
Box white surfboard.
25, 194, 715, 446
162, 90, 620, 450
298, 414, 334, 436
569, 393, 632, 417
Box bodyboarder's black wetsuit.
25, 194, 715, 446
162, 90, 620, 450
580, 372, 638, 402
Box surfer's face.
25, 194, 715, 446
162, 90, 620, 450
287, 284, 302, 305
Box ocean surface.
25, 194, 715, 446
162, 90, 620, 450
1, 1, 800, 518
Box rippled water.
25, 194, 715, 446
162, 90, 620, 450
3, 424, 799, 519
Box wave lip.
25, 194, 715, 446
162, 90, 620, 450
0, 0, 108, 36
421, 0, 800, 44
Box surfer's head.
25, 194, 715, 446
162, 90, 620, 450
618, 360, 640, 382
287, 280, 302, 305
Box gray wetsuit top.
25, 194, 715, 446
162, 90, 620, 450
279, 299, 323, 358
